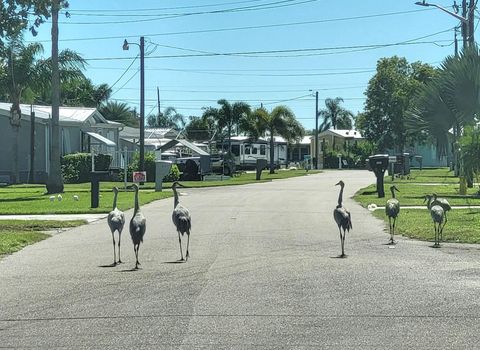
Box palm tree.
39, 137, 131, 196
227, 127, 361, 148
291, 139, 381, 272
147, 106, 185, 129
249, 106, 305, 174
99, 101, 138, 127
201, 99, 251, 153
407, 46, 480, 181
318, 97, 354, 130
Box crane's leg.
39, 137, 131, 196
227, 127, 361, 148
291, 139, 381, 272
339, 228, 345, 257
178, 232, 184, 261
134, 244, 141, 269
111, 232, 116, 266
391, 217, 396, 244
440, 213, 447, 241
118, 232, 122, 264
387, 217, 393, 244
185, 233, 190, 261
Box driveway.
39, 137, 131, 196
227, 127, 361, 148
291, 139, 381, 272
1, 170, 480, 349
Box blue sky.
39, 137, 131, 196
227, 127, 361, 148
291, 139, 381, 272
28, 0, 469, 131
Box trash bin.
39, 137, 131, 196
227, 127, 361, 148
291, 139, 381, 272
155, 160, 172, 192
414, 155, 423, 170
90, 171, 110, 208
256, 159, 268, 180
368, 154, 389, 198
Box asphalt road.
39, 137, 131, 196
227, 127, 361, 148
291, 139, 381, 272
1, 170, 480, 349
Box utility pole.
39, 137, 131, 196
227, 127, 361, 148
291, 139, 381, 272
157, 86, 161, 117
315, 91, 319, 169
455, 26, 459, 55
468, 0, 475, 45
462, 0, 468, 48
139, 36, 145, 173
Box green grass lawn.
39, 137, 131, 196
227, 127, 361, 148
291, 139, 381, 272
373, 208, 480, 244
0, 220, 85, 256
355, 168, 480, 207
355, 167, 480, 244
0, 169, 320, 215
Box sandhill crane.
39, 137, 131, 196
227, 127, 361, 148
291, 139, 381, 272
73, 194, 79, 201
432, 193, 451, 240
333, 180, 352, 258
172, 182, 192, 262
129, 184, 146, 269
430, 204, 444, 247
385, 185, 400, 244
107, 187, 125, 265
49, 195, 55, 202
57, 194, 62, 201
425, 194, 451, 241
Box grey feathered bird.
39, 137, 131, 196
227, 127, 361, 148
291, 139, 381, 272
172, 182, 191, 262
425, 193, 451, 241
385, 185, 400, 244
129, 184, 146, 269
430, 204, 444, 247
107, 187, 125, 265
333, 180, 352, 257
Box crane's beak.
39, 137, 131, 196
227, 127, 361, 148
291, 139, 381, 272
395, 187, 400, 192
335, 181, 340, 186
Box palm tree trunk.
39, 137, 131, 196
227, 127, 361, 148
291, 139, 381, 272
269, 130, 275, 174
46, 0, 64, 194
11, 127, 19, 183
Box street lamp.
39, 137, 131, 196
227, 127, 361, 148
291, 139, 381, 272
123, 36, 145, 174
415, 1, 468, 23
415, 1, 474, 48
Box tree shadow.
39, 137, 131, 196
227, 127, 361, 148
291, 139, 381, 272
330, 255, 347, 259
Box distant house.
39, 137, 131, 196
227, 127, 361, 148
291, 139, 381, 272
0, 103, 123, 184
119, 127, 178, 152
310, 129, 364, 168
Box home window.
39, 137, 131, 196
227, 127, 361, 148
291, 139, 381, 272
260, 145, 266, 155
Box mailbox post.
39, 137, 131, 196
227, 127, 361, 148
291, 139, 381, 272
368, 154, 389, 198
155, 160, 172, 191
256, 159, 268, 180
90, 171, 110, 208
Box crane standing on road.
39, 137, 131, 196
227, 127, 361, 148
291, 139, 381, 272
333, 180, 352, 258
385, 185, 400, 245
129, 184, 146, 269
107, 187, 125, 265
172, 182, 192, 262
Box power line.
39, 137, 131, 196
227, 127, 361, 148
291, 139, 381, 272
54, 0, 318, 25
31, 8, 437, 43
108, 54, 139, 90
83, 39, 453, 61
66, 0, 267, 13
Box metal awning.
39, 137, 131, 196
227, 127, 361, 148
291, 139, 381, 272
86, 132, 116, 147
159, 139, 209, 155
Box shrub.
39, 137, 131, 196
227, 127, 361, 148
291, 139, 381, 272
61, 153, 112, 183
126, 152, 181, 182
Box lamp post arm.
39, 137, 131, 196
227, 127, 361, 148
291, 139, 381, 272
430, 3, 469, 23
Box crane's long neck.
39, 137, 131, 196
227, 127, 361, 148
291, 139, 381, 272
391, 187, 396, 199
337, 185, 344, 207
134, 189, 139, 213
112, 190, 118, 210
173, 188, 179, 208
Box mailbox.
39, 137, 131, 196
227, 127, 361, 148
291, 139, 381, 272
155, 160, 172, 192
256, 159, 268, 180
90, 171, 110, 208
368, 154, 389, 198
